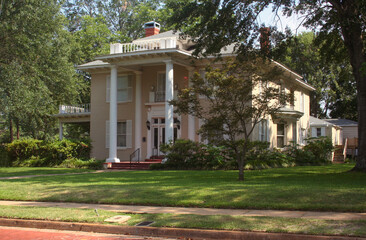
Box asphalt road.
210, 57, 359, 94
0, 226, 176, 240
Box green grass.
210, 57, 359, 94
0, 167, 93, 178
0, 164, 365, 212
1, 205, 366, 237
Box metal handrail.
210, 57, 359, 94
129, 148, 140, 169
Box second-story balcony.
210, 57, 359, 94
148, 91, 178, 104
55, 104, 91, 122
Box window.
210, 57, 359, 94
117, 122, 127, 147
259, 119, 268, 142
106, 75, 132, 102
299, 128, 306, 145
106, 120, 132, 148
316, 127, 322, 137
300, 92, 305, 113
277, 124, 285, 148
290, 90, 295, 107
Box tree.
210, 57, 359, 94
168, 0, 366, 171
274, 31, 357, 120
171, 59, 288, 181
0, 0, 85, 140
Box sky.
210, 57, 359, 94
258, 7, 309, 34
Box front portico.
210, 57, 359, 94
86, 45, 194, 162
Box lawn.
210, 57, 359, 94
0, 167, 93, 178
1, 205, 366, 237
0, 164, 365, 212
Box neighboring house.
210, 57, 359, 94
324, 119, 358, 140
309, 116, 342, 146
56, 21, 315, 164
324, 118, 358, 157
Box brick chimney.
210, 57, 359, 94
259, 27, 271, 56
144, 21, 160, 37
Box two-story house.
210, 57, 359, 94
57, 22, 315, 166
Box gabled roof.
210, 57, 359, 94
324, 118, 358, 127
309, 116, 342, 129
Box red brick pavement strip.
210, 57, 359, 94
0, 226, 163, 240
0, 218, 365, 240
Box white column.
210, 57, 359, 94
59, 122, 63, 140
187, 67, 195, 141
164, 60, 174, 143
106, 65, 120, 163
135, 72, 142, 159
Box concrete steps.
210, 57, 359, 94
105, 159, 163, 170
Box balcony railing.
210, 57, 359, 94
59, 104, 90, 115
110, 38, 177, 54
155, 91, 166, 102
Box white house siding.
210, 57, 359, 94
342, 126, 358, 140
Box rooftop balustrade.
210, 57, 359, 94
110, 38, 177, 54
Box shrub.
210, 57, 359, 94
58, 158, 104, 169
0, 144, 11, 167
6, 139, 42, 163
245, 141, 295, 170
304, 137, 333, 163
158, 139, 234, 170
285, 137, 333, 165
5, 138, 92, 167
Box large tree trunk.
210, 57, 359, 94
339, 4, 366, 171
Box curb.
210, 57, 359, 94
0, 218, 365, 240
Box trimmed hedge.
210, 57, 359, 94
4, 138, 96, 168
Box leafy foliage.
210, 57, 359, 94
286, 137, 334, 165
155, 139, 234, 170
0, 0, 86, 140
5, 138, 91, 167
273, 32, 357, 120
171, 58, 289, 180
168, 0, 366, 171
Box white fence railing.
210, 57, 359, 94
110, 38, 177, 54
59, 104, 90, 114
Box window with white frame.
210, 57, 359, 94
106, 75, 132, 103
300, 92, 305, 113
259, 119, 268, 142
277, 123, 285, 148
106, 120, 132, 148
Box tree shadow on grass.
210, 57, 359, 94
0, 166, 365, 212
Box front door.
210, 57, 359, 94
151, 117, 179, 156
152, 126, 165, 156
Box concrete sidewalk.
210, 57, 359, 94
1, 200, 366, 221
